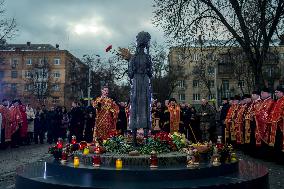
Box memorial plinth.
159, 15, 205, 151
15, 155, 269, 189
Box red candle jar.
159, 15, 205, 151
62, 151, 68, 161
57, 138, 63, 149
79, 141, 88, 150
92, 154, 101, 167
150, 151, 158, 168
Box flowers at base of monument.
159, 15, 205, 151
170, 132, 188, 151
139, 137, 170, 154
102, 135, 134, 154
48, 145, 63, 160
191, 142, 213, 154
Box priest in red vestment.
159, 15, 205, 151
255, 88, 275, 146
268, 86, 284, 152
92, 87, 119, 140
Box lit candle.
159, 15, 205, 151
71, 135, 77, 145
95, 142, 101, 154
74, 156, 80, 168
79, 141, 88, 150
57, 138, 63, 149
92, 154, 101, 167
116, 158, 122, 169
61, 151, 68, 161
83, 147, 90, 155
150, 151, 158, 168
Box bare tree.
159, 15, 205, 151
153, 0, 284, 89
0, 0, 17, 43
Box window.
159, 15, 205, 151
222, 80, 229, 91
11, 71, 17, 78
193, 53, 199, 61
177, 80, 185, 88
52, 97, 60, 104
35, 69, 48, 79
279, 53, 284, 60
11, 83, 17, 90
11, 58, 18, 69
53, 71, 61, 78
52, 84, 60, 91
206, 53, 213, 61
54, 58, 61, 65
39, 58, 48, 65
238, 80, 245, 88
71, 86, 76, 92
26, 58, 32, 65
209, 80, 215, 88
193, 80, 199, 88
208, 94, 215, 100
179, 93, 185, 101
193, 93, 200, 101
0, 71, 4, 79
35, 82, 47, 90
208, 66, 215, 75
24, 84, 33, 91
25, 71, 32, 78
0, 57, 5, 64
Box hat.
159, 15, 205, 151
252, 90, 260, 95
229, 96, 235, 101
169, 98, 177, 103
243, 94, 251, 99
275, 85, 284, 93
261, 87, 271, 93
221, 97, 228, 100
234, 95, 241, 101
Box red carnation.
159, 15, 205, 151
105, 45, 112, 52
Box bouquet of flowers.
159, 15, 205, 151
102, 135, 134, 154
170, 132, 187, 151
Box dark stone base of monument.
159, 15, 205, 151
16, 156, 269, 189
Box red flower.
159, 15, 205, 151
105, 45, 112, 52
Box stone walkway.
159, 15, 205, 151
0, 144, 283, 189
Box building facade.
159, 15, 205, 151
0, 42, 88, 109
169, 43, 284, 106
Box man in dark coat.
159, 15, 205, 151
219, 98, 230, 140
116, 102, 127, 136
197, 98, 216, 142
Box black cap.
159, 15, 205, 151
229, 96, 235, 100
275, 85, 284, 93
261, 87, 271, 93
252, 90, 260, 95
234, 95, 241, 101
243, 94, 251, 99
222, 97, 228, 100
169, 98, 176, 103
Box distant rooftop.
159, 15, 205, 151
0, 42, 60, 51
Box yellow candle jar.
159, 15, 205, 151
116, 158, 123, 169
74, 156, 80, 168
83, 147, 90, 155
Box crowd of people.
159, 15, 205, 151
1, 85, 283, 163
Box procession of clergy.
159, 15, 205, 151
0, 85, 284, 163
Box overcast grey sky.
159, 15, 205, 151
5, 0, 165, 58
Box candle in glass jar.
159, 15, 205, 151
57, 138, 63, 149
71, 136, 77, 144
116, 158, 122, 169
61, 151, 68, 161
83, 147, 89, 155
150, 151, 158, 168
92, 154, 101, 167
74, 157, 80, 168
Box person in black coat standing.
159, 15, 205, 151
84, 106, 96, 143
219, 97, 231, 140
69, 102, 85, 143
116, 102, 127, 136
